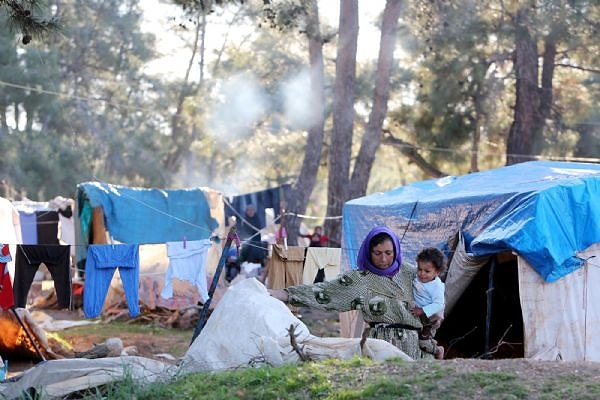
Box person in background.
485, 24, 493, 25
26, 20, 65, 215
224, 247, 241, 283
302, 226, 329, 247
237, 204, 267, 267
237, 204, 261, 241
410, 247, 446, 359
269, 226, 432, 360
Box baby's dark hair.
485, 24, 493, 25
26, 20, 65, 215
416, 247, 445, 272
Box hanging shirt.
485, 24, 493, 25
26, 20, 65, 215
161, 239, 212, 302
18, 211, 38, 244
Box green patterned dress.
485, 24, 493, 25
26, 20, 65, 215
286, 263, 426, 359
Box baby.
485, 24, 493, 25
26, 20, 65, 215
410, 247, 446, 359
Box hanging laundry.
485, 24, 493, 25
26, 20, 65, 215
13, 245, 71, 309
302, 247, 341, 284
18, 211, 38, 245
83, 244, 140, 318
161, 239, 212, 303
49, 196, 76, 248
35, 210, 60, 245
224, 184, 290, 230
266, 244, 305, 290
0, 244, 15, 310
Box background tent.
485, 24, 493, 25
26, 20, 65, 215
342, 161, 600, 361
77, 182, 220, 246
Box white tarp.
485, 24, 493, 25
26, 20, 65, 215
444, 231, 490, 316
518, 242, 600, 361
180, 278, 412, 373
0, 356, 173, 399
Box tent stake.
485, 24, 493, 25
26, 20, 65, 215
190, 227, 238, 345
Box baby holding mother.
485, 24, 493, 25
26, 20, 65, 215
269, 226, 445, 360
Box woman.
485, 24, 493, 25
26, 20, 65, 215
269, 226, 425, 359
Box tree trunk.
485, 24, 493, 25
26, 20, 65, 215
470, 91, 485, 173
324, 0, 358, 247
164, 11, 203, 174
349, 0, 403, 200
506, 8, 540, 165
285, 0, 326, 246
537, 36, 556, 131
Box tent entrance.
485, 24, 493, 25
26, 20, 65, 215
437, 252, 524, 359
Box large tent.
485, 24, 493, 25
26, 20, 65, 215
342, 161, 600, 361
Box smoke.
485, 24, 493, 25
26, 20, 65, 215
192, 69, 322, 193
207, 68, 320, 143
279, 68, 319, 131
208, 73, 269, 142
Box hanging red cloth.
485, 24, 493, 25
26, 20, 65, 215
0, 244, 15, 310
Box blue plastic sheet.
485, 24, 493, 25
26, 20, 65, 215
77, 182, 218, 245
342, 161, 600, 282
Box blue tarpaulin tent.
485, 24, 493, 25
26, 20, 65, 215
342, 161, 600, 282
77, 182, 219, 245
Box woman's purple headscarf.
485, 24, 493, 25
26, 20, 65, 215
357, 226, 402, 277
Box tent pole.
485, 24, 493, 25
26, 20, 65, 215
190, 227, 238, 345
483, 256, 496, 358
10, 307, 46, 361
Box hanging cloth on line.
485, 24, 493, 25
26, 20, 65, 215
83, 244, 140, 318
13, 244, 71, 309
161, 239, 212, 302
0, 244, 15, 310
302, 247, 341, 284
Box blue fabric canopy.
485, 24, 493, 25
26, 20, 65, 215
342, 161, 600, 282
77, 182, 219, 245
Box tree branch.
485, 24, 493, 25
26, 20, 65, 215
381, 131, 448, 178
555, 63, 600, 74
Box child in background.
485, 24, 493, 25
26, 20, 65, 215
410, 247, 446, 359
302, 226, 329, 247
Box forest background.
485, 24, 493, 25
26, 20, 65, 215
1, 0, 599, 246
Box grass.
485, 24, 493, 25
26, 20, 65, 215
32, 320, 600, 400
68, 356, 597, 400
11, 353, 600, 400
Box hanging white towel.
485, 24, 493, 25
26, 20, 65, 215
161, 239, 212, 302
302, 247, 341, 284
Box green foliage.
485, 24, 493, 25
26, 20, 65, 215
386, 0, 599, 175
2, 0, 598, 204
0, 1, 171, 198
0, 0, 61, 44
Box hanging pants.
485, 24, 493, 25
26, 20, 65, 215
161, 239, 212, 302
83, 244, 140, 318
13, 245, 71, 309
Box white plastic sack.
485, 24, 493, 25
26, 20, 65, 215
180, 278, 412, 373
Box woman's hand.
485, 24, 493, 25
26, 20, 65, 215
268, 289, 289, 302
411, 306, 424, 317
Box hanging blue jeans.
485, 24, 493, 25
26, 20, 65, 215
83, 244, 139, 318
